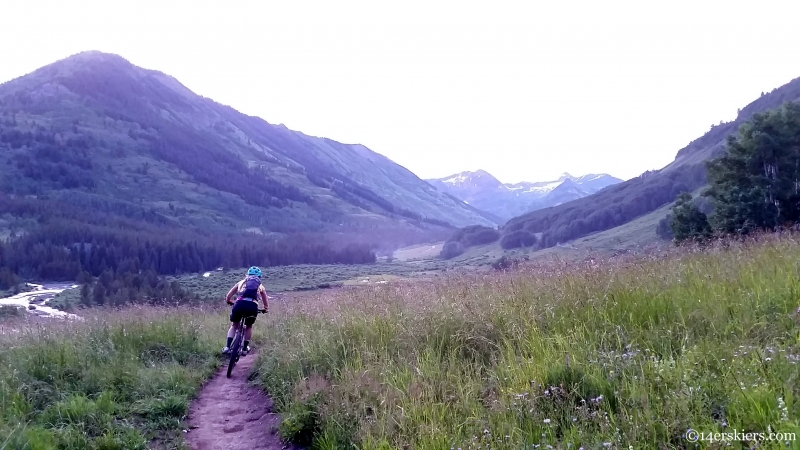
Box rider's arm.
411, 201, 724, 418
225, 283, 239, 304
259, 287, 269, 312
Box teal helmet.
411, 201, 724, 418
247, 266, 262, 277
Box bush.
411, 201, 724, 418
656, 213, 674, 240
461, 227, 500, 247
0, 305, 23, 317
444, 225, 500, 247
439, 241, 465, 259
500, 230, 537, 249
491, 255, 514, 271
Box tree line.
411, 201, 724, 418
0, 193, 376, 293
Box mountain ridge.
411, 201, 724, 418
498, 74, 800, 250
0, 51, 495, 249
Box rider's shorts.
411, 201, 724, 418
230, 298, 259, 325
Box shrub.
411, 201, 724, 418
656, 213, 674, 240
491, 255, 513, 271
0, 305, 23, 317
445, 225, 500, 247
439, 241, 465, 259
460, 227, 500, 247
500, 229, 537, 249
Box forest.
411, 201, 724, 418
0, 192, 377, 303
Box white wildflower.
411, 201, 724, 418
778, 397, 789, 422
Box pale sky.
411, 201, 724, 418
2, 0, 800, 183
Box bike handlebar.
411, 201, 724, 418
226, 300, 268, 314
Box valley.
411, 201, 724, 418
3, 231, 799, 449
2, 44, 800, 450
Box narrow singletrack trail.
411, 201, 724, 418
184, 351, 299, 450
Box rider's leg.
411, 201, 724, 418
226, 322, 240, 349
224, 302, 244, 353
242, 314, 256, 353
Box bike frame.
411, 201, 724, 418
226, 305, 264, 378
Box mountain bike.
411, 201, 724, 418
225, 305, 267, 378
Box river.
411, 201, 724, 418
0, 283, 81, 319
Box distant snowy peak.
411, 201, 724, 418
430, 170, 620, 195
425, 169, 623, 221
557, 172, 574, 182
438, 170, 504, 190
506, 180, 562, 194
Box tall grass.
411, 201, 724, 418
254, 234, 800, 449
0, 305, 231, 449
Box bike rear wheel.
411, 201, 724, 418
226, 329, 243, 378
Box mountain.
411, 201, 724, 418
0, 51, 494, 245
499, 75, 800, 249
426, 170, 622, 221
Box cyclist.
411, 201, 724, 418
223, 266, 269, 356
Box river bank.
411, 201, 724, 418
0, 282, 80, 319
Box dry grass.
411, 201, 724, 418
253, 233, 800, 449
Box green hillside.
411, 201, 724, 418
0, 51, 493, 240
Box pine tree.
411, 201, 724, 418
80, 284, 92, 307
92, 283, 106, 306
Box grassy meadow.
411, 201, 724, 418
175, 258, 472, 300
2, 233, 800, 449
0, 306, 235, 450
250, 233, 800, 449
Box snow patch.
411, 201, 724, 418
525, 181, 562, 193
443, 173, 470, 185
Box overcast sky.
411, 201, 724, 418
2, 0, 800, 183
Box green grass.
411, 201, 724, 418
391, 243, 444, 261
0, 305, 235, 449
250, 233, 800, 449
0, 305, 25, 317
48, 257, 481, 314
176, 258, 480, 299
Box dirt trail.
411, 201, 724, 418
184, 351, 299, 450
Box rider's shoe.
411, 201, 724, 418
241, 345, 250, 356
222, 346, 230, 355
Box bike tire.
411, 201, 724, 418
226, 331, 242, 378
